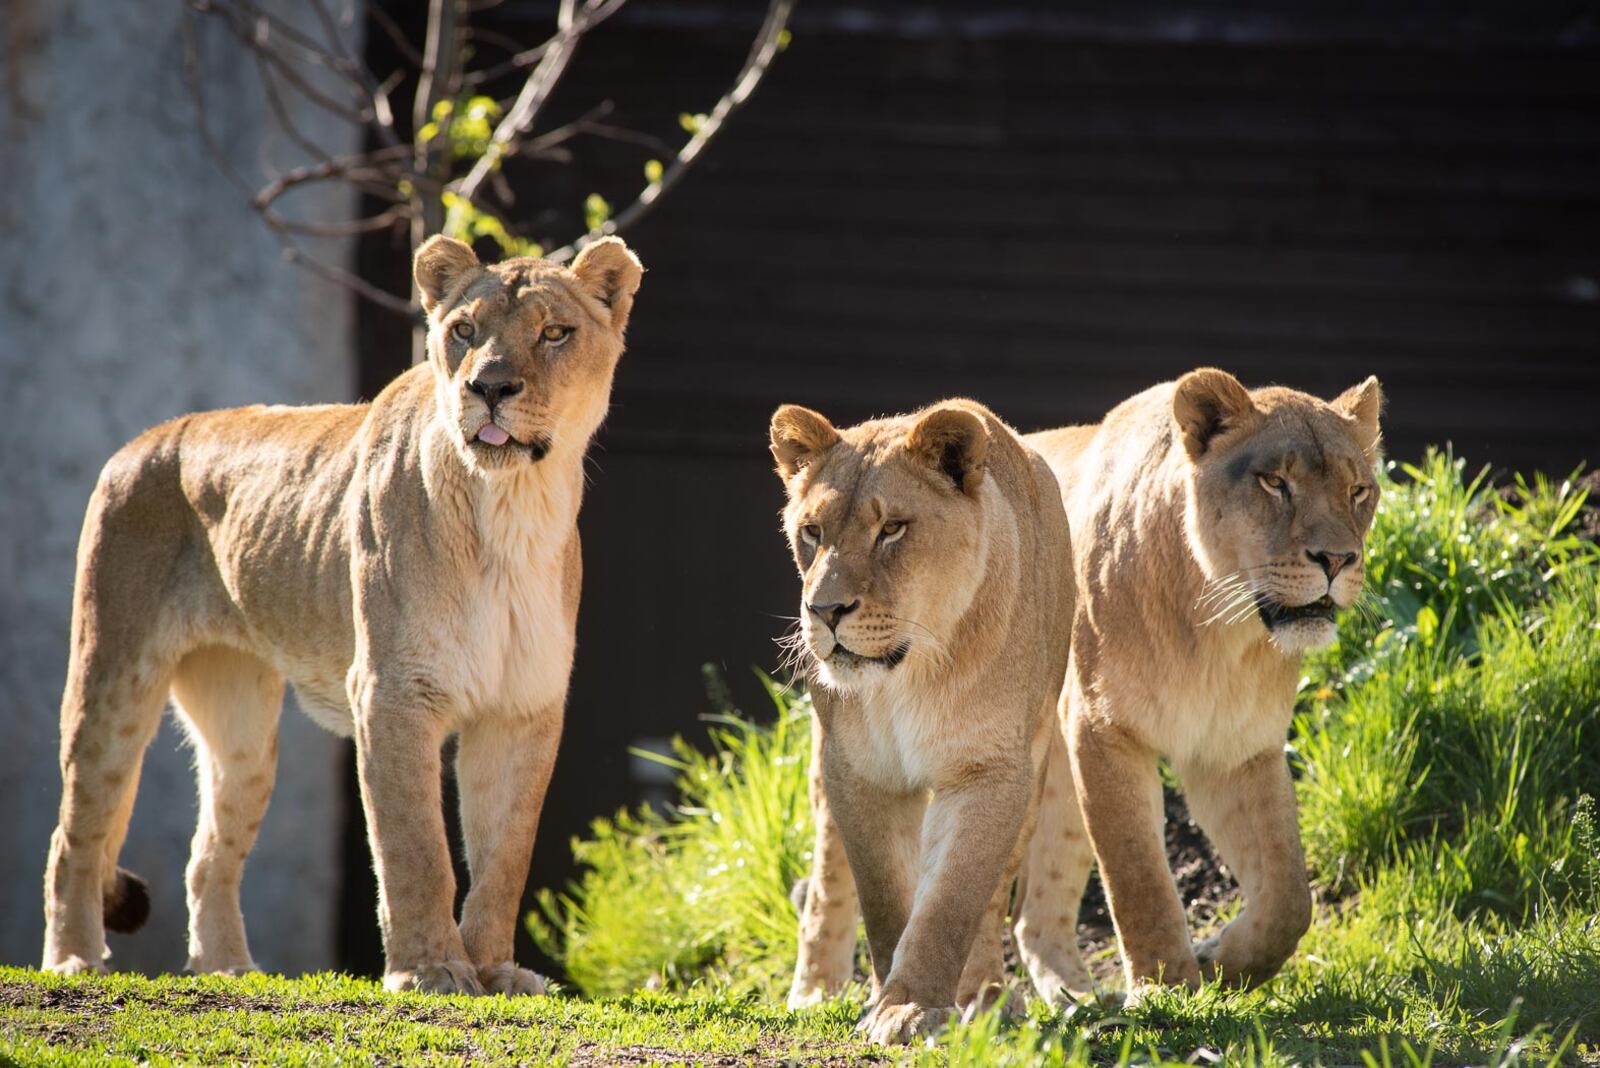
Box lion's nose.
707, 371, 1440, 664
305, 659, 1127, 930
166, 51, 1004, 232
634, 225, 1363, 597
1307, 549, 1358, 580
809, 600, 859, 630
466, 375, 524, 411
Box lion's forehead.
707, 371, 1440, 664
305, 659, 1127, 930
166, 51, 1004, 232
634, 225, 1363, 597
800, 450, 941, 530
1225, 413, 1369, 487
461, 268, 582, 324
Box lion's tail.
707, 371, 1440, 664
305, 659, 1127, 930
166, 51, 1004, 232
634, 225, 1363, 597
102, 867, 152, 934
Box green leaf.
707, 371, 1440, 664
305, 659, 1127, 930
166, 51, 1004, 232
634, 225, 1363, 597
1416, 604, 1439, 648
584, 192, 612, 233
643, 158, 664, 184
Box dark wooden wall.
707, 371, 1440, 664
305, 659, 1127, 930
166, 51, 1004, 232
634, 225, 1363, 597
348, 3, 1600, 977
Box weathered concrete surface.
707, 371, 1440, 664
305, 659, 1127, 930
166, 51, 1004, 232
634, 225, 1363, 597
0, 0, 361, 974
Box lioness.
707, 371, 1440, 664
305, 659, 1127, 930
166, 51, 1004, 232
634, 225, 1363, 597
770, 399, 1074, 1043
42, 235, 642, 995
789, 370, 1381, 1003
1025, 368, 1383, 994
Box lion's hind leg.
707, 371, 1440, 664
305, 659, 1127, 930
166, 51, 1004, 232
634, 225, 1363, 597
171, 646, 285, 975
1014, 728, 1095, 1005
44, 646, 171, 974
1181, 749, 1311, 988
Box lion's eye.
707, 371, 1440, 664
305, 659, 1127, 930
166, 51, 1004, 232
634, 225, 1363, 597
542, 325, 574, 345
800, 524, 821, 545
451, 320, 475, 342
878, 520, 907, 545
1258, 473, 1289, 499
1351, 483, 1371, 505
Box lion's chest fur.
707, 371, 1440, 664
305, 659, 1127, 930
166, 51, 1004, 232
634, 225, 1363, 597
833, 674, 1012, 795
1113, 631, 1297, 769
441, 466, 578, 719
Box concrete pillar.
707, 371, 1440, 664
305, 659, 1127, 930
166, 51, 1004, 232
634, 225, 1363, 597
1, 0, 361, 975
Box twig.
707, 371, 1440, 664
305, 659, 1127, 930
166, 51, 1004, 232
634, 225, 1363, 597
367, 3, 424, 68
547, 0, 794, 262
182, 7, 259, 200
201, 0, 347, 70
304, 0, 403, 147
452, 0, 629, 206
254, 47, 336, 163
280, 243, 416, 318
251, 145, 413, 211
262, 205, 410, 238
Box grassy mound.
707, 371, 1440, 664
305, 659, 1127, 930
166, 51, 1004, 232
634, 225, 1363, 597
532, 452, 1600, 1064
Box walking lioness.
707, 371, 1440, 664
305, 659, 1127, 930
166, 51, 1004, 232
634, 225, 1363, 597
43, 235, 642, 994
770, 399, 1073, 1043
1026, 368, 1382, 995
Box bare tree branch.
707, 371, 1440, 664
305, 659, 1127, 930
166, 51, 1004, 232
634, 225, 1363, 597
254, 48, 337, 163
305, 0, 404, 147
548, 0, 794, 263
263, 205, 410, 237
453, 0, 630, 207
367, 3, 424, 67
187, 0, 796, 321
281, 243, 417, 318
182, 7, 259, 201
252, 146, 413, 211
411, 0, 464, 245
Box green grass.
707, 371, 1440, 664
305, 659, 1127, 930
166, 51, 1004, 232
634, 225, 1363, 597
527, 682, 815, 1000
0, 966, 864, 1066
6, 453, 1597, 1066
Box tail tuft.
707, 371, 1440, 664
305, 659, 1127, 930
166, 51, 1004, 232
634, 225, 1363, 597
103, 868, 151, 934
789, 876, 810, 913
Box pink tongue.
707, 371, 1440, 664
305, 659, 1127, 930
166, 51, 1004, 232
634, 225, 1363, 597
477, 424, 510, 446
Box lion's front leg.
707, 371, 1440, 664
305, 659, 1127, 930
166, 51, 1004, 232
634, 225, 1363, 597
860, 769, 1031, 1045
352, 675, 481, 996
455, 709, 562, 996
788, 712, 862, 1010
1180, 748, 1311, 988
1070, 712, 1200, 993
821, 743, 926, 1015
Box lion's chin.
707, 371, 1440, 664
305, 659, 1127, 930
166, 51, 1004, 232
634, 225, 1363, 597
811, 641, 910, 692
1263, 616, 1339, 655
460, 432, 553, 474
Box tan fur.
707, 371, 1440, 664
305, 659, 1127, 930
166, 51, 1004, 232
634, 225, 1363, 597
42, 236, 643, 994
1025, 368, 1383, 995
770, 400, 1074, 1043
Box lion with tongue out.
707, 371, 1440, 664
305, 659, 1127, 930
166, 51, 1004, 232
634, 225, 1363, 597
43, 235, 641, 996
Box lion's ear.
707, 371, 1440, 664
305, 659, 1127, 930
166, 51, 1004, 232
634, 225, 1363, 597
1173, 368, 1257, 461
906, 404, 989, 497
770, 405, 840, 482
1332, 375, 1384, 461
571, 237, 644, 333
414, 235, 481, 315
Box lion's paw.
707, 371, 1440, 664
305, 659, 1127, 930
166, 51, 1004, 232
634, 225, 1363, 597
479, 963, 548, 997
1028, 969, 1098, 1008
958, 982, 1015, 1024
787, 984, 830, 1011
384, 960, 485, 996
186, 955, 260, 977
46, 955, 105, 977
857, 999, 949, 1045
